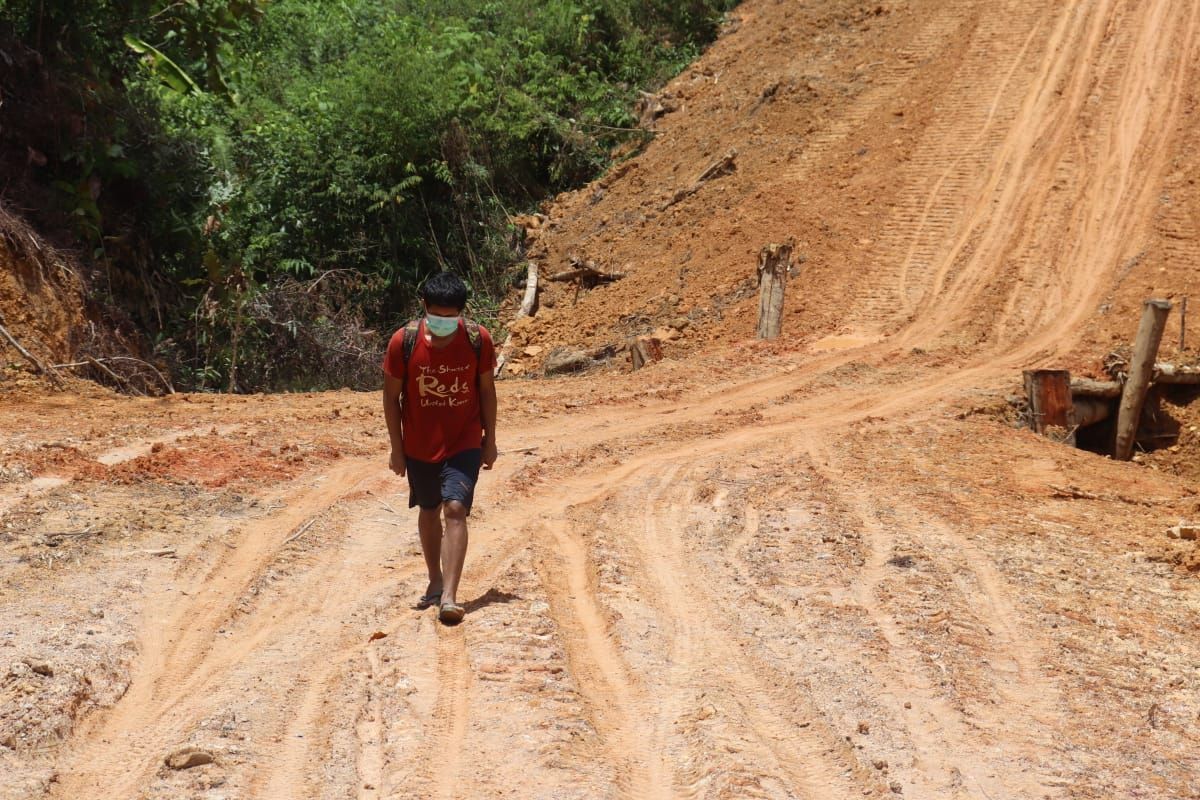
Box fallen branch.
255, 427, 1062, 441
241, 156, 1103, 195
134, 547, 177, 557
695, 148, 739, 183
1153, 363, 1200, 384
86, 355, 136, 394
53, 356, 175, 394
661, 148, 738, 210
283, 518, 316, 545
498, 446, 539, 455
1049, 484, 1161, 507
44, 530, 94, 539
0, 312, 63, 387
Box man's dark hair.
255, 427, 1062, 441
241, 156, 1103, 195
419, 271, 469, 311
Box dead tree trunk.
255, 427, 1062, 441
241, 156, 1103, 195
756, 242, 792, 340
1024, 369, 1076, 444
1114, 299, 1172, 460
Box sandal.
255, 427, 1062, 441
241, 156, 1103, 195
415, 591, 442, 610
438, 601, 465, 625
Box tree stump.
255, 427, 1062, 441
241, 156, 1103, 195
1024, 369, 1076, 444
630, 337, 663, 371
1114, 299, 1171, 460
756, 242, 792, 340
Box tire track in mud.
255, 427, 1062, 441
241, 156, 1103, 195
798, 439, 1064, 799
635, 465, 872, 799
855, 2, 1051, 329
48, 458, 388, 798
429, 629, 472, 800
356, 645, 386, 800
534, 516, 674, 800
893, 0, 1199, 362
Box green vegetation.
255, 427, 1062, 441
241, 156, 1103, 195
0, 0, 733, 391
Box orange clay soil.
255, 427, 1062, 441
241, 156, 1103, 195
3, 1, 1200, 798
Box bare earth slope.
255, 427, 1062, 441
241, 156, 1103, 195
3, 1, 1200, 799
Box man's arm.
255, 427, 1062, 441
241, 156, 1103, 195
383, 373, 406, 476
478, 370, 498, 469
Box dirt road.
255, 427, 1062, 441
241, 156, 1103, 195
4, 0, 1200, 798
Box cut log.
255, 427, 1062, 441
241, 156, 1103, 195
1024, 369, 1076, 443
546, 265, 624, 283
756, 242, 792, 340
630, 337, 663, 371
494, 261, 539, 378
1071, 378, 1122, 398
518, 262, 539, 317
1114, 299, 1172, 460
1153, 363, 1200, 384
1072, 396, 1111, 427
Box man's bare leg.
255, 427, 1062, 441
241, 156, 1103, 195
418, 506, 443, 598
440, 500, 469, 606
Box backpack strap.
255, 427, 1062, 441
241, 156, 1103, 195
401, 319, 421, 364
463, 319, 483, 361
399, 319, 421, 395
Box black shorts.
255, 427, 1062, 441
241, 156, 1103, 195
406, 449, 482, 515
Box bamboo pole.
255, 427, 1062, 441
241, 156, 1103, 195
1114, 299, 1172, 460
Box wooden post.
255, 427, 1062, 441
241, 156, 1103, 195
1114, 299, 1172, 460
1024, 369, 1076, 444
756, 242, 792, 340
1180, 296, 1187, 352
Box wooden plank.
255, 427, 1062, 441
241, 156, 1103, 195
1114, 299, 1172, 460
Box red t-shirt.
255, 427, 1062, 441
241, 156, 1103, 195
382, 319, 496, 462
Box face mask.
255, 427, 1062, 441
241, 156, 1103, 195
425, 313, 460, 337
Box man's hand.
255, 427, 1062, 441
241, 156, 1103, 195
482, 437, 498, 470
389, 449, 407, 476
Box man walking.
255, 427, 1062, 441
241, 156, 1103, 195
382, 272, 497, 624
